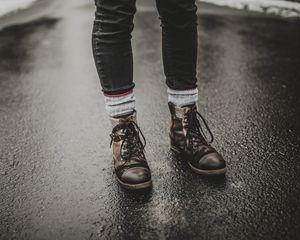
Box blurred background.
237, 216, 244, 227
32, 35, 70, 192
1, 0, 300, 18
0, 0, 299, 240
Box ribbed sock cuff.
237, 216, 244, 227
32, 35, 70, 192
104, 91, 135, 117
167, 88, 198, 107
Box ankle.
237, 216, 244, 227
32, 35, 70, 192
110, 110, 137, 129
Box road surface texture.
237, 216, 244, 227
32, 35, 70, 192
0, 0, 300, 239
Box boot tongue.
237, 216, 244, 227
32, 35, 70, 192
169, 103, 197, 119
110, 111, 137, 129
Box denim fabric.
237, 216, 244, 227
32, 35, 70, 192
92, 0, 198, 94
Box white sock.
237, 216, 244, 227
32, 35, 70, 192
167, 87, 198, 107
104, 91, 135, 117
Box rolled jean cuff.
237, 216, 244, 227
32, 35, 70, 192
102, 83, 135, 95
166, 78, 197, 91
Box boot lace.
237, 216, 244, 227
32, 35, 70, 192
110, 121, 146, 162
185, 110, 214, 149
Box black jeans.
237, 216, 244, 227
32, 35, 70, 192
92, 0, 198, 94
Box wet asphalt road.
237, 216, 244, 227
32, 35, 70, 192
0, 0, 300, 239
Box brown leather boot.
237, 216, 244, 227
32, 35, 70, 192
110, 111, 152, 190
169, 103, 226, 175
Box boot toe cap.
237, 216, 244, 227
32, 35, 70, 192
196, 152, 226, 171
120, 167, 151, 185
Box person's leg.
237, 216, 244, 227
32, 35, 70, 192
156, 0, 226, 175
92, 0, 152, 189
156, 0, 199, 106
92, 0, 136, 117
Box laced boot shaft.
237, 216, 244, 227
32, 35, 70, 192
169, 103, 226, 175
110, 112, 152, 189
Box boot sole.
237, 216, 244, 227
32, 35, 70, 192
117, 177, 152, 190
188, 163, 226, 175
170, 145, 226, 176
